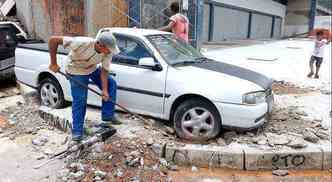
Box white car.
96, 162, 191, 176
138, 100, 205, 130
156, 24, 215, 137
15, 28, 274, 141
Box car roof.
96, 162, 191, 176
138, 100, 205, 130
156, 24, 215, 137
100, 27, 172, 37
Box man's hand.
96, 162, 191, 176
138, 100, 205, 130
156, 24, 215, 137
48, 36, 63, 73
102, 91, 110, 101
49, 64, 60, 73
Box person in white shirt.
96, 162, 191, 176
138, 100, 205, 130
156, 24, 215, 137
48, 32, 121, 143
307, 31, 330, 79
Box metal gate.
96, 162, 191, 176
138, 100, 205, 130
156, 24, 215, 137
109, 0, 201, 47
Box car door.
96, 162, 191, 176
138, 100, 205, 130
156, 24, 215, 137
0, 28, 16, 72
112, 34, 167, 118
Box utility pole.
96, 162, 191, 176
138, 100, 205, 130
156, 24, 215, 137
309, 0, 317, 32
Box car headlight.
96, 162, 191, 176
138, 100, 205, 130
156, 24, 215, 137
243, 91, 266, 104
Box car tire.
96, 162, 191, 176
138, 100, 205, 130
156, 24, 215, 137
174, 98, 221, 141
38, 77, 66, 109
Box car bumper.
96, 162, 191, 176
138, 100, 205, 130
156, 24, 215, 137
214, 96, 273, 129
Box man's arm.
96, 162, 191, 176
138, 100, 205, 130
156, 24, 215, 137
100, 68, 110, 101
159, 21, 175, 32
48, 36, 63, 73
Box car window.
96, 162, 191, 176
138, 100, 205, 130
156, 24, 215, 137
0, 29, 16, 48
147, 34, 203, 65
114, 35, 152, 65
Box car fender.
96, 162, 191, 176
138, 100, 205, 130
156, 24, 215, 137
163, 91, 220, 121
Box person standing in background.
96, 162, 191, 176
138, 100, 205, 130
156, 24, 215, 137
307, 30, 331, 79
159, 2, 189, 43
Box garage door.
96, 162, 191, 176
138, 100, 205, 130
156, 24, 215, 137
202, 3, 210, 42
273, 17, 282, 38
212, 6, 249, 41
250, 14, 273, 39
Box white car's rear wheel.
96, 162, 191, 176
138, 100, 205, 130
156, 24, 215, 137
174, 99, 221, 141
38, 78, 65, 109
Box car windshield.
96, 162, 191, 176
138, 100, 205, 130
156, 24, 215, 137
146, 34, 205, 65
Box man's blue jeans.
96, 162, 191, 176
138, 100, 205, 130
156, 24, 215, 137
69, 68, 117, 139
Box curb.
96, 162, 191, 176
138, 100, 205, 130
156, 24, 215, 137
243, 146, 323, 170
165, 144, 244, 169
38, 106, 332, 171
39, 106, 72, 133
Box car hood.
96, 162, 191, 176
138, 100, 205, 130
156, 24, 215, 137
167, 60, 274, 103
192, 60, 274, 90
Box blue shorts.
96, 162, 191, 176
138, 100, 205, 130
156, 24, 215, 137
310, 56, 323, 67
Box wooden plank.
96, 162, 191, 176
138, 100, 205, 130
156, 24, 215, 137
63, 0, 85, 36
111, 0, 128, 27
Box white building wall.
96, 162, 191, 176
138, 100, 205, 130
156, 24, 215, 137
315, 16, 332, 29
284, 0, 311, 36
213, 0, 286, 17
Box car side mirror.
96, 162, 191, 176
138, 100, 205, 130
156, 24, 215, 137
139, 57, 162, 71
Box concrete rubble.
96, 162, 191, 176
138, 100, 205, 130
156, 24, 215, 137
0, 46, 331, 181
303, 129, 320, 143
32, 135, 49, 146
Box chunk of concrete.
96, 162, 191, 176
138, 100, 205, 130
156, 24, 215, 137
165, 144, 244, 169
151, 143, 166, 157
244, 146, 323, 170
38, 106, 72, 132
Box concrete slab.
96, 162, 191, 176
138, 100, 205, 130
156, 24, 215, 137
165, 144, 244, 169
244, 146, 323, 170
39, 106, 72, 132
39, 105, 153, 140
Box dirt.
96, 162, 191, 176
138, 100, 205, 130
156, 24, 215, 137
78, 136, 170, 181
0, 92, 174, 181
272, 82, 316, 95
0, 92, 49, 138
0, 93, 67, 181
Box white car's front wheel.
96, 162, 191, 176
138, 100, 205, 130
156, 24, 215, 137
174, 99, 221, 141
38, 78, 66, 109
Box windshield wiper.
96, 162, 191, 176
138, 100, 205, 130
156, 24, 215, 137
172, 60, 199, 66
172, 57, 208, 66
195, 57, 208, 62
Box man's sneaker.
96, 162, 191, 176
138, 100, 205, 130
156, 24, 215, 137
71, 135, 83, 142
103, 116, 122, 125
314, 74, 319, 79
307, 72, 314, 78
98, 122, 112, 128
